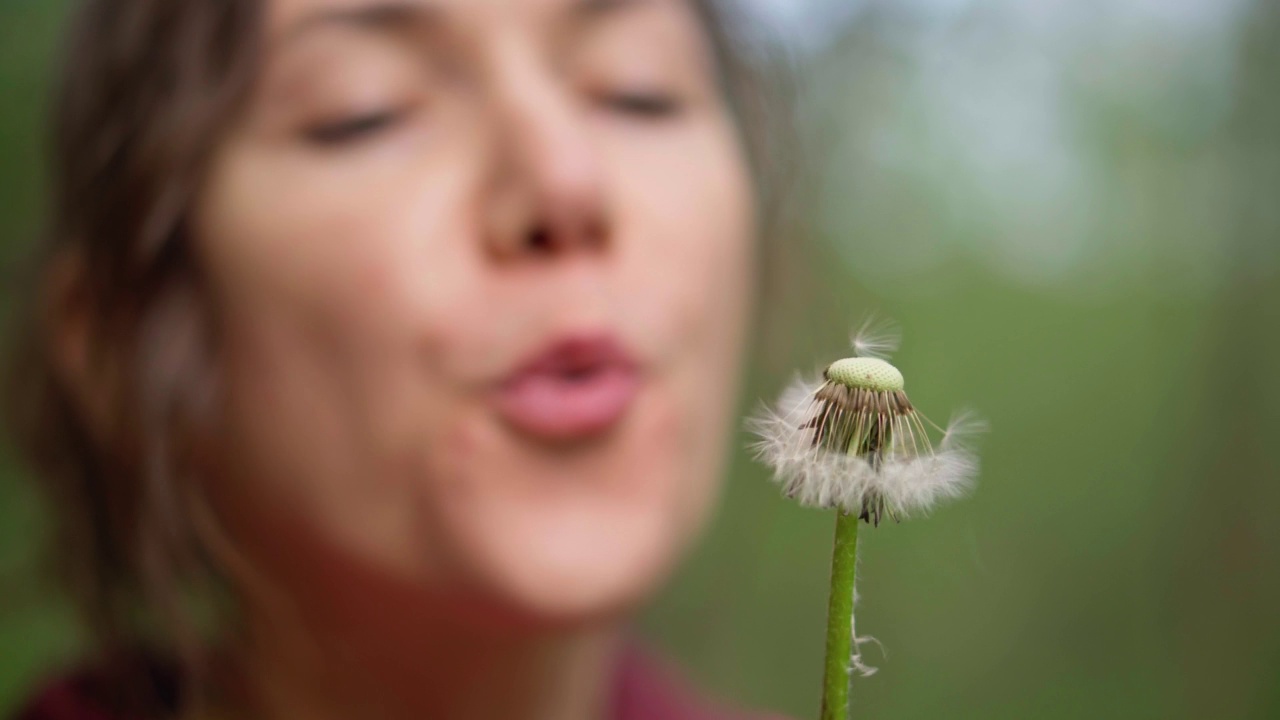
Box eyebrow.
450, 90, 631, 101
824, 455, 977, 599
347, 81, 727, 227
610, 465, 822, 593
575, 0, 650, 18
280, 1, 442, 46
281, 0, 651, 43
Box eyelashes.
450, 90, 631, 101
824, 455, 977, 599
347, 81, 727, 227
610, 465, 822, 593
303, 109, 408, 146
597, 90, 683, 119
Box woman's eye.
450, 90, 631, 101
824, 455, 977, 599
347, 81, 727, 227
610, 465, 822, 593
303, 110, 404, 146
598, 90, 682, 119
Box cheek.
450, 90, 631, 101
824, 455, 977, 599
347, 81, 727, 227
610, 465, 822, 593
611, 118, 756, 337
612, 118, 757, 448
192, 147, 493, 580
198, 138, 484, 333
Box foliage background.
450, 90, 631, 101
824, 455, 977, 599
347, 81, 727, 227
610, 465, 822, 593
3, 0, 1278, 717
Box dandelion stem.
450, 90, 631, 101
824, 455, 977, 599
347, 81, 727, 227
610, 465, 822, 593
820, 509, 860, 720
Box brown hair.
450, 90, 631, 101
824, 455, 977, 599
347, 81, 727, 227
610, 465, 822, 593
2, 0, 788, 711
3, 0, 262, 686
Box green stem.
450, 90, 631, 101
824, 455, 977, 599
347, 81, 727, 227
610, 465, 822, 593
820, 510, 860, 720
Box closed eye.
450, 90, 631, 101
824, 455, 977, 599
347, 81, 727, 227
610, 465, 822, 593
598, 90, 682, 119
304, 109, 405, 146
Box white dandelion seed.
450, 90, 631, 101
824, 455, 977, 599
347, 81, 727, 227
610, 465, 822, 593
849, 316, 900, 361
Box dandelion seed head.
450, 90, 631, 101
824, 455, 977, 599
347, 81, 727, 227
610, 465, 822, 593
748, 334, 980, 524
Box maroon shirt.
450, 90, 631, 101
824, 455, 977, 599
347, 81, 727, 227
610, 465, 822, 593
15, 647, 785, 720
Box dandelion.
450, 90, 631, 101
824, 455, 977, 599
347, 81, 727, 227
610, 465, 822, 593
748, 322, 980, 720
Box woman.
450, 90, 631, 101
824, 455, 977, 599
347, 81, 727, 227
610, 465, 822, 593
6, 0, 781, 717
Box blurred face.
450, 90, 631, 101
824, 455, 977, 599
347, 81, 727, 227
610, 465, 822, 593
194, 0, 754, 626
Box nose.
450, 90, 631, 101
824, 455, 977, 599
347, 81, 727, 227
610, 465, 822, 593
483, 49, 609, 260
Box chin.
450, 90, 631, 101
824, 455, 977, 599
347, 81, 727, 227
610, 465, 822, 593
490, 499, 680, 626
424, 392, 719, 629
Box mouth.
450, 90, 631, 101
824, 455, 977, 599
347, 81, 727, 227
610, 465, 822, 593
494, 333, 641, 443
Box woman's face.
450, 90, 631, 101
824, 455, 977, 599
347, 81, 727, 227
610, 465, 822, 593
194, 0, 755, 626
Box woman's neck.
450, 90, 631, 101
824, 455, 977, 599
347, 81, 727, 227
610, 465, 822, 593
214, 599, 623, 720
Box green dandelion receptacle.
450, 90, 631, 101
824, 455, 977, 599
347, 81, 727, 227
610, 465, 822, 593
824, 357, 904, 393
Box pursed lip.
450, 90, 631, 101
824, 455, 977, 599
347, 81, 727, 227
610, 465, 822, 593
493, 333, 641, 443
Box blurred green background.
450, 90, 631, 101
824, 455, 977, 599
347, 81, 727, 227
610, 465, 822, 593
2, 0, 1278, 718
